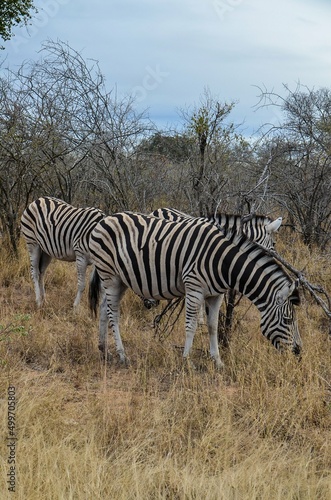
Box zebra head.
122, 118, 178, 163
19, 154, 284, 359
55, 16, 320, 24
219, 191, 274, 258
260, 280, 302, 355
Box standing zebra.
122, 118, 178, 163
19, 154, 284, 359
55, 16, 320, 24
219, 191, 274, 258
88, 212, 301, 368
21, 196, 105, 308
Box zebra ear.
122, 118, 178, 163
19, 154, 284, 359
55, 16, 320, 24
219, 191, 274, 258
266, 217, 282, 233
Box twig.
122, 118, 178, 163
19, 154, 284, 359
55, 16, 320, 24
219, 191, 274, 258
154, 298, 185, 341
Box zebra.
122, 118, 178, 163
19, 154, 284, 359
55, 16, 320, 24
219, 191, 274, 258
88, 211, 301, 369
21, 196, 105, 308
146, 207, 283, 315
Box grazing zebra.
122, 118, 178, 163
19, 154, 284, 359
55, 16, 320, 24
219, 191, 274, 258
21, 196, 105, 308
88, 212, 301, 368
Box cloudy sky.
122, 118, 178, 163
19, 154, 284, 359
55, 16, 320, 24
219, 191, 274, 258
2, 0, 331, 136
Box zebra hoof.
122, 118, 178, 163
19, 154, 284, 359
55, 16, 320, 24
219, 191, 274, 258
119, 357, 130, 368
118, 351, 130, 367
213, 359, 225, 371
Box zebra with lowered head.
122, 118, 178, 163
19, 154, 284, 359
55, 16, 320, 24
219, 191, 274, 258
21, 196, 105, 308
88, 211, 301, 369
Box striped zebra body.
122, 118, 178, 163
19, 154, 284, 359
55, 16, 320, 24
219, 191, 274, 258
21, 196, 105, 308
148, 208, 283, 315
88, 212, 301, 368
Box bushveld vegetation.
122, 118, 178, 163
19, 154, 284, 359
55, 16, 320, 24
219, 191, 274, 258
2, 41, 331, 256
0, 230, 330, 499
1, 39, 331, 499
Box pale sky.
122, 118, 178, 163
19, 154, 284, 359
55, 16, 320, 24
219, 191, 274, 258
2, 0, 331, 136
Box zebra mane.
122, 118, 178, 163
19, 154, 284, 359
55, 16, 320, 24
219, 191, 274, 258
208, 212, 273, 228
43, 196, 68, 204
241, 213, 273, 224
43, 196, 105, 214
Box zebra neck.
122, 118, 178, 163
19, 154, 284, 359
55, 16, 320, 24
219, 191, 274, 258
236, 271, 289, 312
215, 244, 287, 310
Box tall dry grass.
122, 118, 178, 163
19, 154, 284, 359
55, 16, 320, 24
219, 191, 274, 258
0, 234, 330, 499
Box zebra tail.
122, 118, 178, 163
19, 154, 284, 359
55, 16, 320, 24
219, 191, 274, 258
88, 268, 101, 318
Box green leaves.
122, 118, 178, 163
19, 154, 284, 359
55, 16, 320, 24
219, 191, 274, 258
0, 0, 37, 46
0, 314, 31, 341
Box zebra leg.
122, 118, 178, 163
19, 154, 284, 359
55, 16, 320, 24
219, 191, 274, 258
103, 277, 128, 365
73, 254, 89, 308
197, 304, 206, 325
26, 244, 51, 307
98, 292, 113, 363
205, 294, 225, 370
183, 292, 204, 367
26, 244, 42, 306
38, 252, 52, 306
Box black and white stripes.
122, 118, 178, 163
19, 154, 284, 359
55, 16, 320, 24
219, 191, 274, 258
150, 207, 282, 250
21, 196, 105, 307
147, 207, 283, 315
88, 212, 301, 368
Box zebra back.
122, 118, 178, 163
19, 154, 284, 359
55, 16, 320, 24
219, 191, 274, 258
150, 207, 282, 250
151, 207, 191, 222
21, 196, 105, 259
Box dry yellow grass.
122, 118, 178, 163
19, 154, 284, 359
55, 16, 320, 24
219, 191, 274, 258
0, 234, 330, 499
